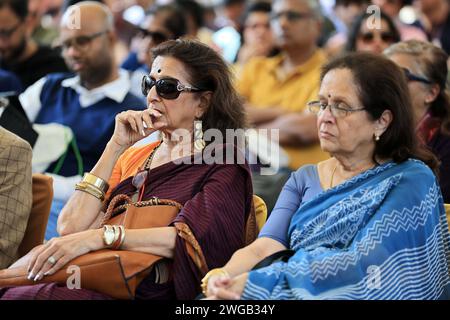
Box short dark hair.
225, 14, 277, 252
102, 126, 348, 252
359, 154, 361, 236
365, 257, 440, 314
334, 0, 370, 7
346, 10, 401, 52
221, 0, 246, 7
321, 52, 438, 172
147, 4, 187, 40
0, 0, 28, 20
152, 39, 247, 135
175, 0, 205, 29
240, 1, 271, 28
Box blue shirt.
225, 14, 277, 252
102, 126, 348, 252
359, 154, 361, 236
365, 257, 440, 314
259, 165, 323, 247
0, 69, 23, 94
35, 73, 146, 176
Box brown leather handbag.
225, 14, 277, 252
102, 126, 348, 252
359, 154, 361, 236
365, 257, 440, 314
0, 195, 182, 300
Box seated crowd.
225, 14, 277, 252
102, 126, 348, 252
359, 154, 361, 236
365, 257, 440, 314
0, 0, 449, 300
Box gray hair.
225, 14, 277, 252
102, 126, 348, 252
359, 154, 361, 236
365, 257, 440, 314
384, 40, 449, 88
273, 0, 324, 22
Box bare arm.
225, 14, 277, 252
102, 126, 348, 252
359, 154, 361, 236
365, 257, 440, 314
246, 104, 286, 126
56, 141, 127, 235
120, 227, 177, 258
258, 112, 319, 146
221, 237, 286, 278
26, 226, 178, 279
57, 109, 157, 236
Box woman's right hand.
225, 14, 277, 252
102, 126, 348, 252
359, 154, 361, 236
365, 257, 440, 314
110, 109, 160, 148
205, 273, 231, 297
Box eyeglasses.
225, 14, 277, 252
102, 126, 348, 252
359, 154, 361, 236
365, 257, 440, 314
270, 10, 313, 22
138, 28, 169, 44
141, 75, 203, 99
0, 21, 22, 39
58, 30, 108, 51
358, 31, 395, 43
403, 68, 432, 84
307, 100, 366, 118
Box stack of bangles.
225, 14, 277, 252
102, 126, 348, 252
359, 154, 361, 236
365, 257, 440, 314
75, 172, 109, 201
102, 225, 126, 249
200, 268, 230, 295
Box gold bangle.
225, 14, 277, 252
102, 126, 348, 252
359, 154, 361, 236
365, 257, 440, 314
200, 268, 229, 296
75, 182, 104, 201
75, 182, 105, 201
82, 172, 109, 194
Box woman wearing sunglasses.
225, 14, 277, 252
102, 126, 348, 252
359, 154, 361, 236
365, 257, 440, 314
385, 40, 450, 202
346, 10, 400, 54
0, 40, 254, 300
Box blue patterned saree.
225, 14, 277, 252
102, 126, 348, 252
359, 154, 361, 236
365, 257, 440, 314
242, 159, 450, 300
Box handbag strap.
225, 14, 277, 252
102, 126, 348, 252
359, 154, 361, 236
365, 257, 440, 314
251, 249, 295, 270
101, 194, 183, 227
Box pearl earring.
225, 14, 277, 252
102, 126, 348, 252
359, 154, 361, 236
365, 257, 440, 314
194, 120, 205, 151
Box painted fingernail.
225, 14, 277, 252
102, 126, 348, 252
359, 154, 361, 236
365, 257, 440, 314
142, 121, 148, 129
34, 273, 41, 282
27, 273, 34, 280
142, 129, 146, 136
44, 271, 51, 276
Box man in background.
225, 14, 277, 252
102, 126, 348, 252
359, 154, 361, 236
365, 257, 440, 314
0, 0, 68, 89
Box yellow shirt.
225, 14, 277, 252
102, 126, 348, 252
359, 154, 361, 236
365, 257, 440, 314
236, 50, 330, 169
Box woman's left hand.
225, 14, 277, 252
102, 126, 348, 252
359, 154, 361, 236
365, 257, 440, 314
27, 229, 103, 281
205, 273, 248, 300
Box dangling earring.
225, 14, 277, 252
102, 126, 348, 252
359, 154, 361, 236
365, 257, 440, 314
374, 133, 380, 141
194, 120, 205, 152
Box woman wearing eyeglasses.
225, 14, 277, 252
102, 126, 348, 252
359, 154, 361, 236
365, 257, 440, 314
385, 40, 450, 202
0, 39, 255, 300
346, 10, 400, 54
202, 52, 450, 300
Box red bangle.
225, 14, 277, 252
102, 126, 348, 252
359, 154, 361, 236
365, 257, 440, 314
111, 225, 125, 250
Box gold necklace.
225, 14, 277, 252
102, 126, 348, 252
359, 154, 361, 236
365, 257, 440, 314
329, 163, 338, 189
329, 162, 377, 188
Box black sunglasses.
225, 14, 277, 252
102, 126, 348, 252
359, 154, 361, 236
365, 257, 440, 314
359, 31, 395, 43
403, 68, 432, 84
138, 28, 169, 44
141, 75, 203, 99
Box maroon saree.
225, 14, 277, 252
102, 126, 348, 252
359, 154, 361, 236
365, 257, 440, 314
0, 144, 254, 300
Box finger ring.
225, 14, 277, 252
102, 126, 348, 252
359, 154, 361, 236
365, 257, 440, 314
47, 256, 56, 265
